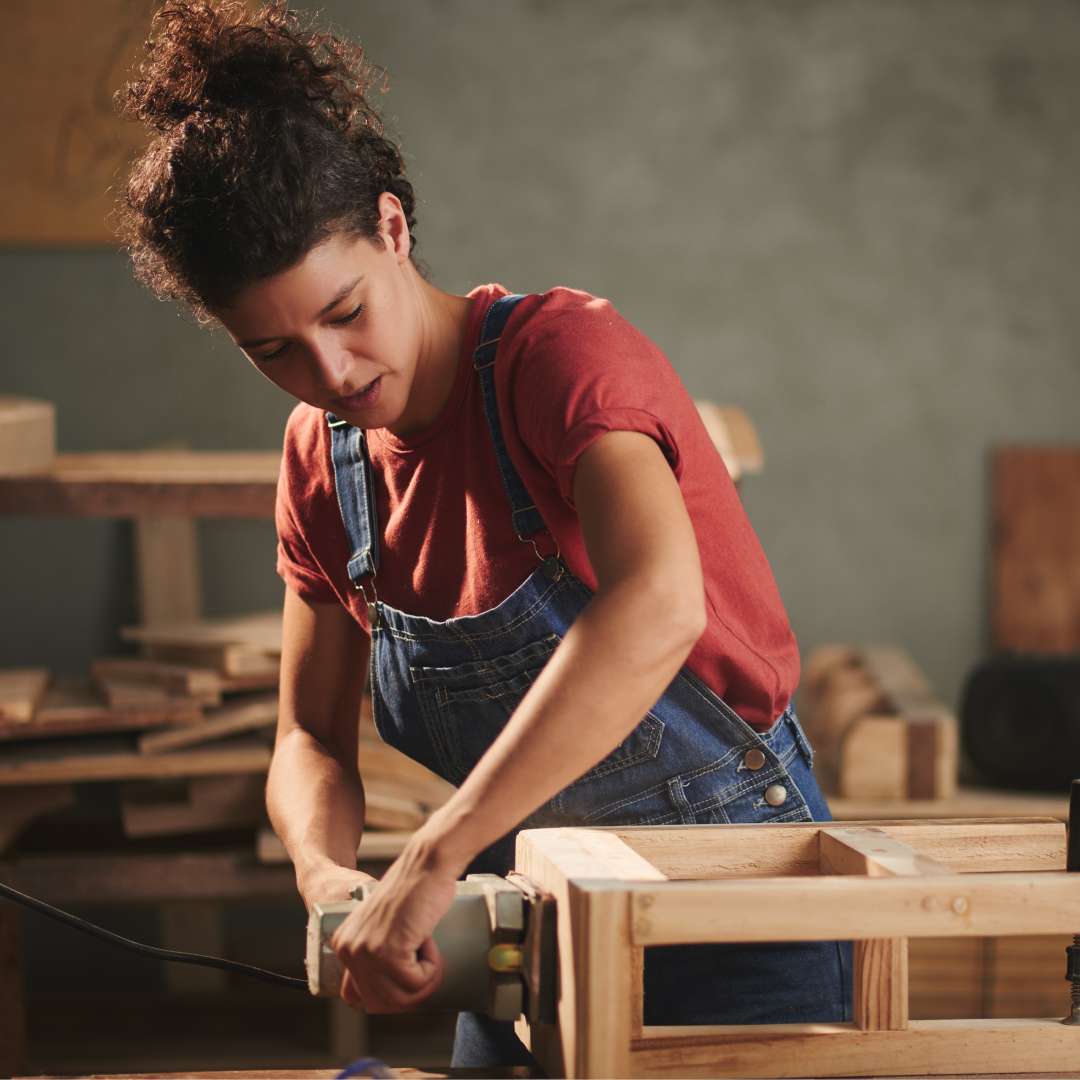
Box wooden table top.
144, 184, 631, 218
0, 450, 279, 517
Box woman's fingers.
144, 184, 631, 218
337, 937, 445, 1013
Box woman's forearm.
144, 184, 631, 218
266, 727, 368, 883
416, 579, 705, 873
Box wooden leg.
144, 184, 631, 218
134, 516, 202, 627
854, 938, 909, 1030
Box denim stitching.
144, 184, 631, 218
383, 571, 570, 643
409, 635, 560, 685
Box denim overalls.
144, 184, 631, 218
326, 294, 852, 1068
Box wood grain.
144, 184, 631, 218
994, 446, 1080, 651
0, 451, 279, 517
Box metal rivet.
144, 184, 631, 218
744, 749, 766, 771
764, 783, 787, 807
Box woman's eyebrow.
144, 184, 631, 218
314, 275, 364, 319
238, 275, 364, 347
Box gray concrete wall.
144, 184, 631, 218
3, 0, 1079, 715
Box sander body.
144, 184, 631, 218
306, 872, 556, 1022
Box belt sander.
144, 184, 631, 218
306, 872, 557, 1021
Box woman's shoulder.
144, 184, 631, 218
280, 401, 333, 487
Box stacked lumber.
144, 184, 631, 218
0, 610, 453, 860
800, 645, 957, 800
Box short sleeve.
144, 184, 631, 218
275, 405, 339, 604
502, 292, 685, 507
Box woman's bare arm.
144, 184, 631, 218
418, 428, 707, 871
265, 585, 372, 908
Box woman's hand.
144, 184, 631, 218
298, 860, 377, 913
329, 831, 462, 1013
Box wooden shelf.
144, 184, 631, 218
830, 784, 1069, 822
0, 450, 279, 517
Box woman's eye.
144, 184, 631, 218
256, 343, 289, 362
332, 303, 364, 326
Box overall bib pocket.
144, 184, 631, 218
410, 632, 665, 791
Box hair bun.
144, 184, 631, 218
118, 0, 380, 134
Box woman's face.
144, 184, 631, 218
216, 204, 421, 429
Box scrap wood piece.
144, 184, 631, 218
257, 825, 412, 865
994, 445, 1080, 651
800, 643, 957, 802
0, 734, 270, 786
138, 640, 280, 678
0, 679, 203, 742
122, 610, 282, 677
357, 739, 456, 807
0, 669, 50, 723
91, 656, 224, 703
121, 610, 283, 654
138, 692, 278, 754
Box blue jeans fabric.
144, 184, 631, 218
325, 295, 853, 1071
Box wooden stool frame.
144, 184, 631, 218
514, 817, 1080, 1078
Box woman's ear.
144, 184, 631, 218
376, 191, 411, 260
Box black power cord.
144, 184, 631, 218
0, 878, 307, 991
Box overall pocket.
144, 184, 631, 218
410, 633, 664, 793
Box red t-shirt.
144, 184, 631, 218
276, 283, 799, 731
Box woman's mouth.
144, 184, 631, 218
333, 376, 382, 410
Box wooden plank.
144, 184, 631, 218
818, 827, 953, 879
357, 740, 456, 808
516, 830, 665, 1078
831, 787, 1070, 822
138, 693, 278, 754
994, 446, 1080, 651
851, 937, 909, 1031
256, 827, 410, 865
0, 1, 153, 246
122, 610, 282, 654
629, 1018, 1080, 1078
0, 680, 203, 741
609, 818, 1065, 879
90, 657, 222, 698
134, 516, 202, 627
0, 736, 270, 786
0, 397, 54, 476
629, 871, 1080, 945
0, 669, 49, 723
840, 716, 908, 799
571, 882, 634, 1077
0, 450, 279, 517
818, 828, 951, 1032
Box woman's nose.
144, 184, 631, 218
308, 338, 353, 389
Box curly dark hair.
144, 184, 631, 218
113, 0, 420, 323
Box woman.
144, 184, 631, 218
116, 0, 851, 1068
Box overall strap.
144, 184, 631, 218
325, 414, 379, 585
473, 294, 547, 540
